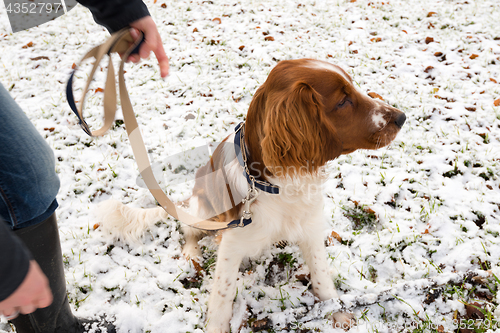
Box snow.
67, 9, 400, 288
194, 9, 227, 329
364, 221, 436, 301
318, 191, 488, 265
1, 0, 500, 332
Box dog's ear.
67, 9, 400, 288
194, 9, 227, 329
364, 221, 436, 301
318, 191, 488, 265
261, 81, 342, 177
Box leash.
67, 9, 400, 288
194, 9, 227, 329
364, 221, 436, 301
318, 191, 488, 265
66, 28, 263, 231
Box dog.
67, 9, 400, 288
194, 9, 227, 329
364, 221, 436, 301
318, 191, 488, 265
97, 59, 405, 332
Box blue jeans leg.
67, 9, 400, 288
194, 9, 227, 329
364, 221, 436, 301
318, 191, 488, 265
0, 83, 60, 230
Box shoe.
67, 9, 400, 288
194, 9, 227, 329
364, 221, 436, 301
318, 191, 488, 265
10, 213, 115, 333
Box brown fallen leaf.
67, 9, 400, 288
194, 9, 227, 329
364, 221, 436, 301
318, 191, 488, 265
470, 54, 479, 59
425, 37, 434, 44
494, 99, 500, 107
490, 78, 498, 83
328, 230, 342, 244
427, 11, 437, 17
93, 223, 100, 230
368, 92, 384, 100
31, 56, 50, 61
363, 206, 376, 215
238, 45, 245, 51
264, 36, 275, 41
95, 87, 104, 93
424, 66, 434, 73
212, 17, 222, 24
22, 41, 34, 48
465, 302, 485, 320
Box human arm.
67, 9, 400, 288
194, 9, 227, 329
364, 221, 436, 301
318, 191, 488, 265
0, 223, 52, 319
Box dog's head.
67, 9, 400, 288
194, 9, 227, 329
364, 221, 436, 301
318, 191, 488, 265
245, 59, 405, 177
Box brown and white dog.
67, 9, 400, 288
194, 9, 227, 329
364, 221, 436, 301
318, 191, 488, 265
98, 59, 405, 332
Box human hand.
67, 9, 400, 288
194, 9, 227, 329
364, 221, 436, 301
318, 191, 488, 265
128, 16, 170, 78
0, 261, 53, 320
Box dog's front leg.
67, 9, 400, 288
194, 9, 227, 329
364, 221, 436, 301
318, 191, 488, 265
206, 235, 244, 333
298, 229, 355, 330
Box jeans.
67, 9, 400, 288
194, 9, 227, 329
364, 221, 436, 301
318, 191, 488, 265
0, 83, 60, 230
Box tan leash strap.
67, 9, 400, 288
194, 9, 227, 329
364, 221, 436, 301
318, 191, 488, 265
67, 29, 245, 231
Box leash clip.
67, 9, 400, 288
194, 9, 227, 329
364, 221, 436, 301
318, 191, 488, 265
239, 186, 259, 227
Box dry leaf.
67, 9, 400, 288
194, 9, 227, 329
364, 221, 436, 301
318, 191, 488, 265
30, 56, 50, 61
212, 17, 222, 24
424, 66, 434, 73
427, 12, 437, 17
264, 36, 275, 41
161, 3, 166, 8
494, 99, 500, 106
95, 87, 104, 93
363, 206, 376, 215
368, 92, 384, 100
425, 37, 434, 44
238, 45, 245, 51
470, 54, 479, 59
93, 223, 100, 230
465, 302, 485, 320
191, 258, 203, 274
22, 41, 34, 49
490, 78, 498, 83
328, 230, 343, 244
193, 27, 199, 33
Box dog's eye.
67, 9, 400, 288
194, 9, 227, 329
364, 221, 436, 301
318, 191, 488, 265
337, 97, 349, 108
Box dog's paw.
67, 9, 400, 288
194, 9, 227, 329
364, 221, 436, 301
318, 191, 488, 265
330, 312, 355, 331
181, 242, 202, 262
205, 318, 230, 333
205, 328, 228, 333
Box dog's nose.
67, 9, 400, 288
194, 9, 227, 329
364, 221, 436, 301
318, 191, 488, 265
394, 113, 406, 128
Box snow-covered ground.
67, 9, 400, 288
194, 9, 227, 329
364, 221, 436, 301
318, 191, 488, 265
1, 0, 500, 332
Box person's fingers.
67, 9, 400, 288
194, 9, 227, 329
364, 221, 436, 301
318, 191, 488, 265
36, 284, 53, 309
130, 27, 140, 40
128, 54, 141, 63
151, 43, 169, 78
1, 309, 18, 318
0, 261, 53, 319
130, 17, 170, 78
2, 310, 19, 320
19, 305, 36, 315
142, 24, 169, 77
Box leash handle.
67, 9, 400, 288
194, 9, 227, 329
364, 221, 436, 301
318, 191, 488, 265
66, 29, 248, 231
66, 29, 144, 137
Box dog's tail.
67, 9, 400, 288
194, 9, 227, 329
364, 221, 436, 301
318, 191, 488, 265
96, 199, 169, 242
